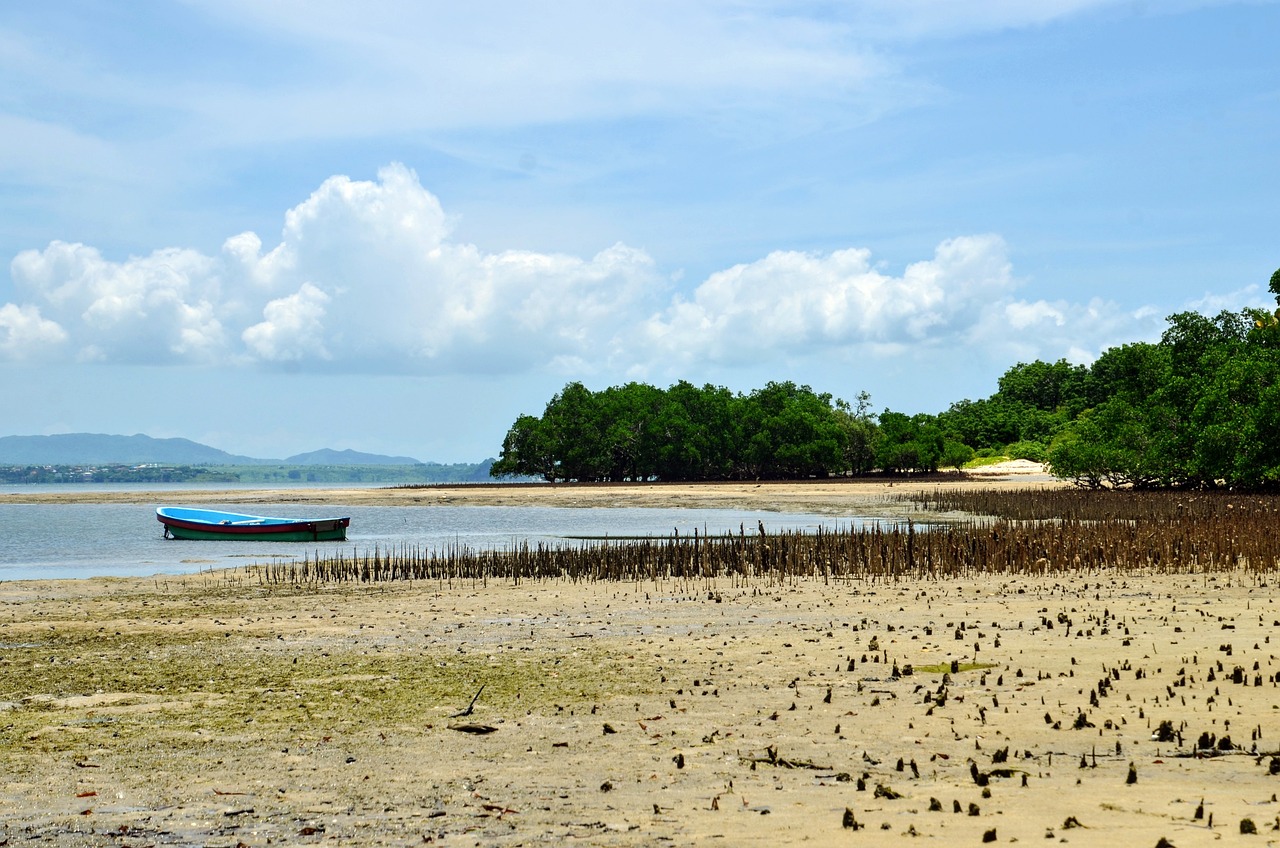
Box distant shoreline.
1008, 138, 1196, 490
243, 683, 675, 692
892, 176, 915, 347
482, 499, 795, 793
0, 463, 1061, 515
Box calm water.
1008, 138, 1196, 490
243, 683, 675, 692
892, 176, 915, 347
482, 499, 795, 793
0, 501, 877, 582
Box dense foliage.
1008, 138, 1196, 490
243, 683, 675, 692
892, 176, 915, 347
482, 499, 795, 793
937, 301, 1280, 489
490, 380, 881, 481
495, 271, 1280, 489
1046, 308, 1280, 488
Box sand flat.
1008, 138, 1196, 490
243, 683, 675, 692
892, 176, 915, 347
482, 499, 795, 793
2, 476, 1276, 845
0, 462, 1058, 514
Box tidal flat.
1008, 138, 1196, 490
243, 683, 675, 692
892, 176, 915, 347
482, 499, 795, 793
3, 565, 1280, 846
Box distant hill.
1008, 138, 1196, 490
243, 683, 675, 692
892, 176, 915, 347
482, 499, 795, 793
0, 433, 268, 465
0, 433, 422, 466
285, 448, 422, 465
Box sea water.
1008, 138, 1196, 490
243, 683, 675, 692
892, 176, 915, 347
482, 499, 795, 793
0, 501, 878, 582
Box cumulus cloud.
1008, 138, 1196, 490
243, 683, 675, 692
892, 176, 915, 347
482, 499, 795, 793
634, 234, 1016, 366
0, 163, 1220, 377
4, 163, 664, 374
0, 303, 67, 358
242, 283, 331, 362
627, 231, 1211, 375
9, 241, 225, 363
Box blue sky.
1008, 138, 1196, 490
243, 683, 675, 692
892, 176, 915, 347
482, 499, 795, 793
1, 1, 1277, 461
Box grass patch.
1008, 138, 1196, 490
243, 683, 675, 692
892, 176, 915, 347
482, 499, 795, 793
0, 582, 656, 781
1, 636, 646, 744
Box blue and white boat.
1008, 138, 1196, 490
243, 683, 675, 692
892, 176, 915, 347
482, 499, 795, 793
156, 507, 350, 541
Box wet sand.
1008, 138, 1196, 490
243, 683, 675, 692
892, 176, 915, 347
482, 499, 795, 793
5, 470, 1276, 845
0, 460, 1058, 516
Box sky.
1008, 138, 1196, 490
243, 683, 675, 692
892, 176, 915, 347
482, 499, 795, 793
1, 1, 1277, 462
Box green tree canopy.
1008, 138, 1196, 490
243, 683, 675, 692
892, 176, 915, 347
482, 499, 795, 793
1048, 307, 1280, 489
875, 411, 945, 473
491, 381, 883, 482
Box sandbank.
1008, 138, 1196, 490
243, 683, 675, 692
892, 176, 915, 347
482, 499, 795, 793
0, 460, 1059, 516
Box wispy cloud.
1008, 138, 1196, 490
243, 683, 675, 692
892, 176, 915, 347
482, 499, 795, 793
787, 0, 1247, 40
0, 0, 1257, 261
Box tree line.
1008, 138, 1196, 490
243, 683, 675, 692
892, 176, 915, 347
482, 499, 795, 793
489, 379, 967, 482
493, 270, 1280, 489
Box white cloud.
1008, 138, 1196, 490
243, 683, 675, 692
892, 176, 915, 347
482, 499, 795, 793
1004, 300, 1066, 330
3, 164, 665, 374
0, 303, 67, 358
968, 297, 1168, 365
0, 163, 1250, 378
967, 283, 1270, 368
635, 234, 1015, 366
1184, 284, 1264, 316
221, 231, 295, 291
242, 283, 331, 362
9, 241, 226, 363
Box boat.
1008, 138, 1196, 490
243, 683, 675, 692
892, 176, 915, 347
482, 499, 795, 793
156, 507, 350, 542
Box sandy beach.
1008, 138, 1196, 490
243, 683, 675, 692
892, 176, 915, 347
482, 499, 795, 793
3, 468, 1277, 846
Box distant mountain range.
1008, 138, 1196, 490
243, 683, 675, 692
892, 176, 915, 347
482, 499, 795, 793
0, 433, 427, 466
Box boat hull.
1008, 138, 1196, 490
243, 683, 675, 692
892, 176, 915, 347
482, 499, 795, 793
157, 508, 350, 542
